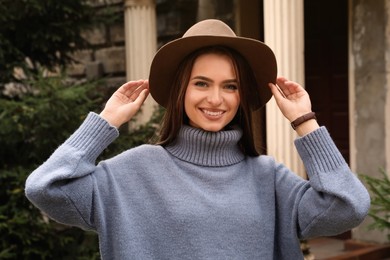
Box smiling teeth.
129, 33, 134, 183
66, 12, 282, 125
203, 110, 223, 116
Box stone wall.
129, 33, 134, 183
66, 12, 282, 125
156, 0, 235, 47
350, 0, 390, 243
68, 0, 126, 89
66, 0, 236, 92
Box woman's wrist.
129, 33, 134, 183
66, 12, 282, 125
290, 112, 316, 130
99, 110, 121, 128
294, 119, 320, 136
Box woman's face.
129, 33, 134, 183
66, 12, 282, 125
184, 53, 240, 132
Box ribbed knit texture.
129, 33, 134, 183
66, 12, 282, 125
166, 125, 245, 166
294, 127, 345, 174
65, 112, 119, 162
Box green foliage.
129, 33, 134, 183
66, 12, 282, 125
0, 73, 103, 167
0, 0, 117, 83
0, 70, 161, 259
361, 169, 390, 241
0, 1, 136, 258
0, 72, 105, 259
0, 167, 100, 260
0, 71, 163, 258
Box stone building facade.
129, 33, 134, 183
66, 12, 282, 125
68, 0, 390, 244
68, 0, 127, 89
67, 0, 235, 89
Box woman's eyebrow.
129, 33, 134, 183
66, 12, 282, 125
223, 79, 238, 84
191, 76, 238, 84
191, 75, 213, 82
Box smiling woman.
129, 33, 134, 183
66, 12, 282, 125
185, 52, 240, 132
156, 45, 262, 156
25, 19, 370, 259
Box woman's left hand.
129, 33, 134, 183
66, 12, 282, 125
268, 76, 319, 135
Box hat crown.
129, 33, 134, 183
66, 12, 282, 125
183, 19, 236, 38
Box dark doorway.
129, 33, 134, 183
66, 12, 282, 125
304, 0, 350, 239
304, 0, 349, 164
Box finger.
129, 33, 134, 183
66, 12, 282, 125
132, 88, 149, 107
120, 79, 146, 95
128, 81, 148, 101
276, 76, 288, 88
268, 83, 286, 100
275, 77, 291, 94
276, 84, 287, 98
276, 77, 297, 97
121, 81, 145, 100
276, 78, 302, 98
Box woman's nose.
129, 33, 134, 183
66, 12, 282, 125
206, 88, 223, 106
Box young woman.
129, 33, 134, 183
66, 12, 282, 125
26, 19, 370, 259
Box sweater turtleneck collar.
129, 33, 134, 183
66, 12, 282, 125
165, 125, 245, 167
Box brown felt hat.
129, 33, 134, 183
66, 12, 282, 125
148, 19, 277, 110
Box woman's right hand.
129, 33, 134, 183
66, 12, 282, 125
99, 79, 149, 128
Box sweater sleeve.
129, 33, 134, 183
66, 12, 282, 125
291, 126, 370, 238
25, 112, 119, 230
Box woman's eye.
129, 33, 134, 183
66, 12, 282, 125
225, 84, 238, 90
194, 81, 207, 87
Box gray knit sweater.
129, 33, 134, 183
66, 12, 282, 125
25, 112, 370, 260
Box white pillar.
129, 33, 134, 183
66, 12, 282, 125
263, 0, 306, 177
124, 0, 157, 126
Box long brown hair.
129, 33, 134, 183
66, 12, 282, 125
156, 46, 262, 156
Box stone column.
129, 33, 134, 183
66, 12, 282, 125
263, 0, 306, 177
124, 0, 157, 126
349, 0, 389, 243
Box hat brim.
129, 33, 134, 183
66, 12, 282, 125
149, 35, 277, 110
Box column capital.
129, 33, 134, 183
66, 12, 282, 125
124, 0, 154, 7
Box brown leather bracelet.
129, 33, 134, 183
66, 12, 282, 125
291, 112, 316, 130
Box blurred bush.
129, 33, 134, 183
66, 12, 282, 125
0, 72, 162, 259
0, 0, 160, 258
0, 0, 116, 83
361, 169, 390, 241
